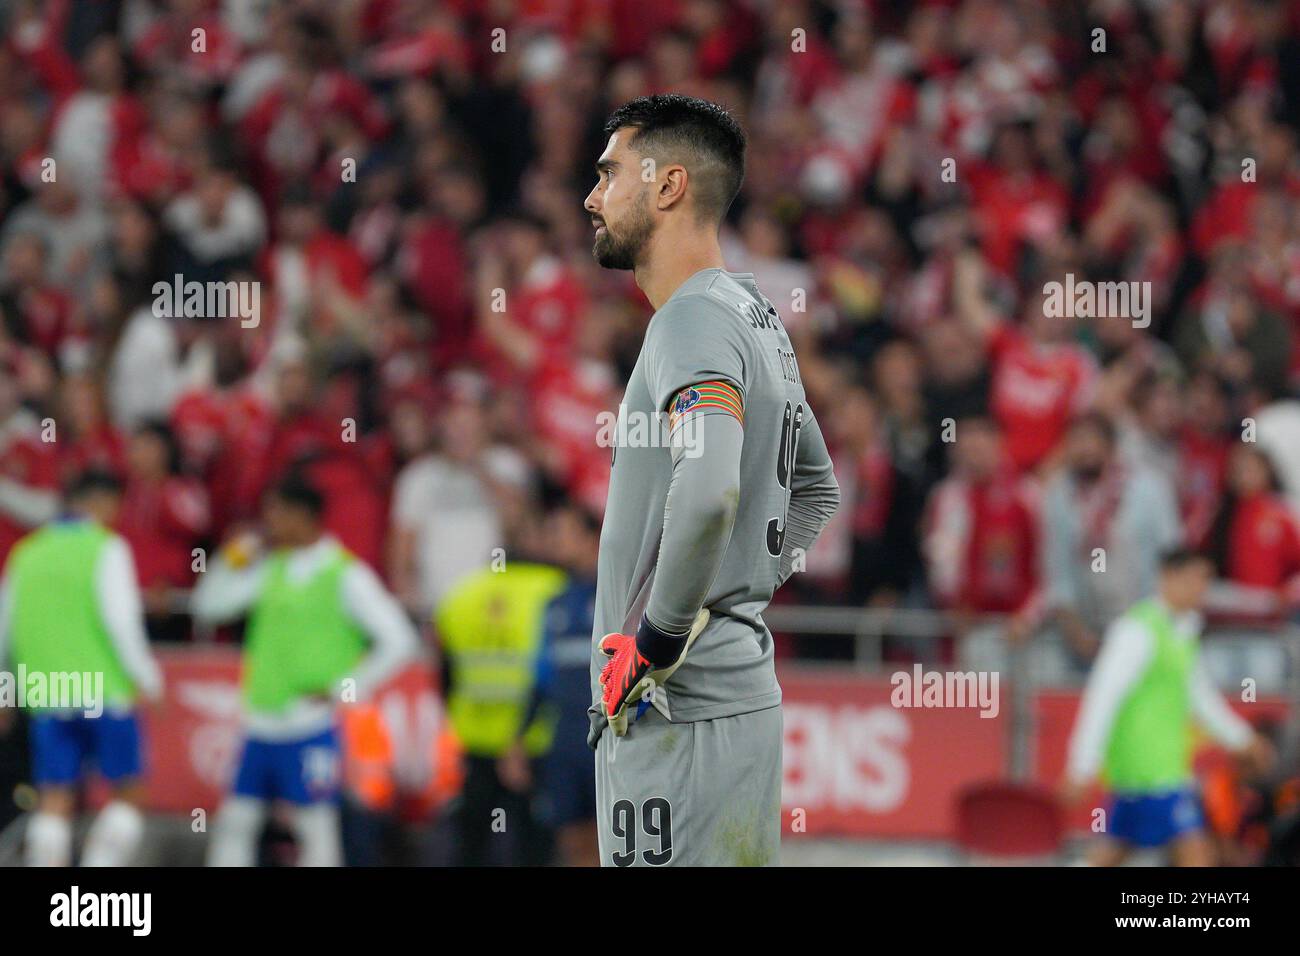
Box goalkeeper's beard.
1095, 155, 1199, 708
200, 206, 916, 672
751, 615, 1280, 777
593, 193, 655, 271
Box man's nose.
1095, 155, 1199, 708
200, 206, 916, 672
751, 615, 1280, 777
584, 187, 600, 214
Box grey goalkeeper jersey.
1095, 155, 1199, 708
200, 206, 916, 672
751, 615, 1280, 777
588, 268, 838, 742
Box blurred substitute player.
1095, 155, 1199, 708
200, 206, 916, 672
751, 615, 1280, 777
583, 95, 840, 866
194, 476, 417, 866
1062, 547, 1275, 865
0, 470, 164, 866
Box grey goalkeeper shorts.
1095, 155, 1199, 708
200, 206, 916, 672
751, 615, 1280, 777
594, 705, 782, 867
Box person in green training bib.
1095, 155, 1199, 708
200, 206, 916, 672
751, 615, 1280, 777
194, 475, 418, 866
1062, 547, 1274, 865
0, 469, 164, 867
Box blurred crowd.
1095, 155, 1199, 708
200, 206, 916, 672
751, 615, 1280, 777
2, 0, 1300, 668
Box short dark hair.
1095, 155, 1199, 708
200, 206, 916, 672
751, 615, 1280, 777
66, 468, 123, 502
602, 94, 746, 224
1159, 546, 1212, 571
269, 473, 325, 520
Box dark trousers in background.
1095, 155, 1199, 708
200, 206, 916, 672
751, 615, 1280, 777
0, 710, 30, 835
454, 755, 552, 866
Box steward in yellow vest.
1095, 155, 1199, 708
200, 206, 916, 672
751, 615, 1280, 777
436, 560, 566, 865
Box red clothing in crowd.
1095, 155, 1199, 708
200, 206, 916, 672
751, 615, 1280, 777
1192, 176, 1300, 257
11, 285, 74, 358
131, 14, 241, 86
240, 70, 389, 207
363, 16, 470, 78
171, 385, 275, 534
987, 323, 1098, 472
850, 441, 896, 540
510, 257, 588, 361
301, 450, 390, 573
1224, 493, 1300, 590
12, 1, 151, 203
397, 217, 473, 369
262, 229, 370, 337
254, 411, 390, 570
0, 415, 59, 566
56, 424, 125, 487
529, 354, 617, 515
925, 469, 1039, 613
966, 162, 1071, 277
117, 476, 211, 589
1177, 426, 1231, 550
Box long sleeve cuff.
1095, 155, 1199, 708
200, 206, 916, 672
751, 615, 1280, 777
636, 613, 689, 667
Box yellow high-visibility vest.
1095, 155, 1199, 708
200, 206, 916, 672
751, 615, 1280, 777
435, 563, 567, 757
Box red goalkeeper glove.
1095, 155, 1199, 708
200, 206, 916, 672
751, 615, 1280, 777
598, 609, 710, 737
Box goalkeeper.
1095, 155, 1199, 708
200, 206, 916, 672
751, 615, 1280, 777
583, 95, 839, 866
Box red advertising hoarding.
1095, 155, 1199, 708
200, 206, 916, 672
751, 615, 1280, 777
778, 668, 1007, 838
135, 652, 1288, 840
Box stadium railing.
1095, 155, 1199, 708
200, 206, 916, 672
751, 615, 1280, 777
764, 602, 1300, 781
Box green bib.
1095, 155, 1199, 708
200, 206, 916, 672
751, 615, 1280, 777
1102, 599, 1197, 793
7, 522, 136, 709
436, 563, 566, 757
243, 544, 367, 714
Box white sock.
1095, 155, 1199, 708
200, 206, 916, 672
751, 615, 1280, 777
292, 803, 342, 867
25, 812, 72, 867
206, 797, 266, 867
81, 800, 145, 867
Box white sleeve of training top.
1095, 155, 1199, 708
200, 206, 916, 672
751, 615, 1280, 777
1189, 661, 1254, 750
190, 554, 268, 625
1065, 616, 1152, 784
96, 538, 163, 699
340, 560, 420, 700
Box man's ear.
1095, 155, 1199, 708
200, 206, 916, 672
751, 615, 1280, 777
657, 165, 689, 211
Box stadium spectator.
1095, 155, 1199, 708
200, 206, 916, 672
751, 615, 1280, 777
54, 372, 124, 485
163, 156, 267, 283
389, 395, 530, 617
1039, 412, 1182, 668
828, 382, 922, 612
117, 420, 211, 639
1, 230, 79, 362
925, 414, 1038, 617
0, 361, 58, 566
1175, 370, 1234, 550
953, 251, 1099, 475
1205, 444, 1300, 595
